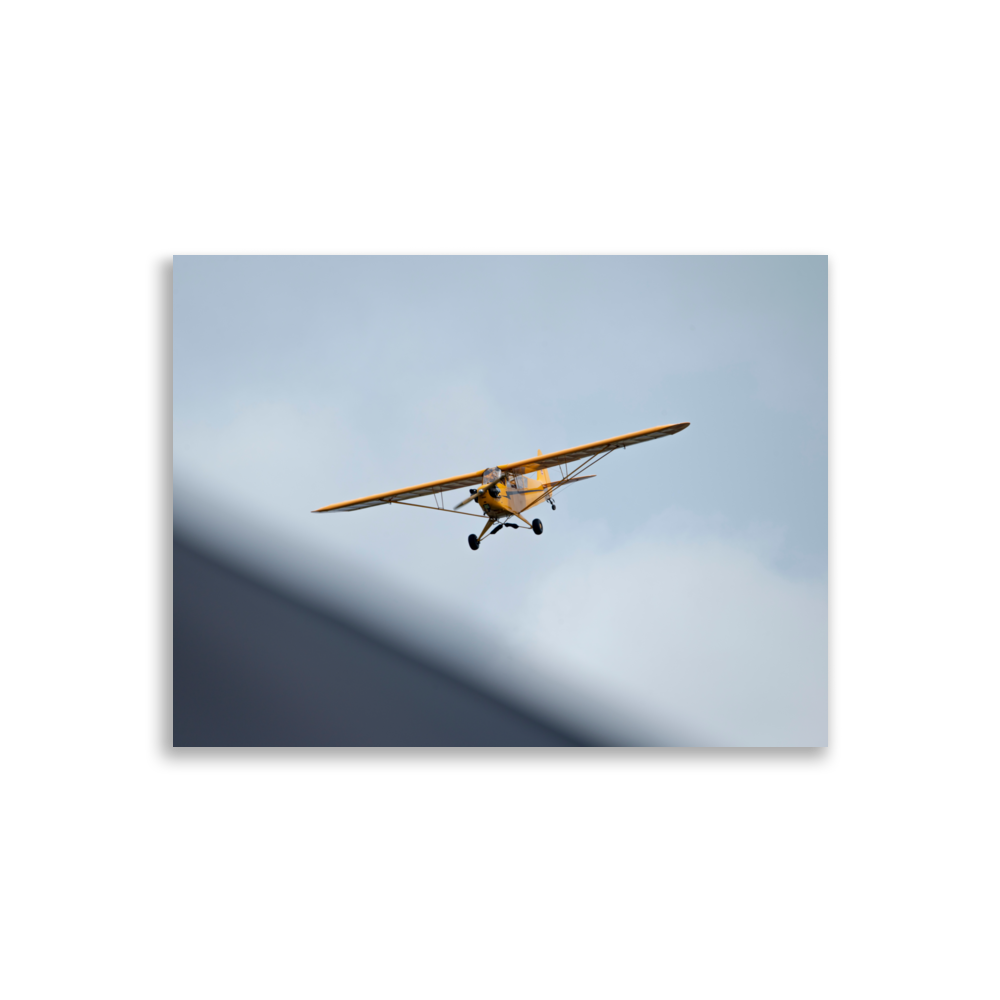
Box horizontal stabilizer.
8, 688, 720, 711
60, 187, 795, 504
509, 475, 595, 494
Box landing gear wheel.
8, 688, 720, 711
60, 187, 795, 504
532, 518, 543, 535
468, 534, 480, 550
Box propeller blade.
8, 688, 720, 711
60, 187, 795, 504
453, 472, 510, 509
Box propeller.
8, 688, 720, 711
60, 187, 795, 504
453, 472, 594, 509
453, 472, 508, 509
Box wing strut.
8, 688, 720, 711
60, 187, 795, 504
388, 500, 485, 518
517, 448, 617, 514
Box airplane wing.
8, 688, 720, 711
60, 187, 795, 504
500, 422, 690, 476
312, 470, 488, 512
312, 422, 689, 513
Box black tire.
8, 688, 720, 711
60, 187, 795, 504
468, 534, 480, 550
532, 518, 543, 535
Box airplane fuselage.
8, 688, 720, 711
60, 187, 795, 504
475, 470, 550, 520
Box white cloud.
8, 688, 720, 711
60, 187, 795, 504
510, 517, 828, 746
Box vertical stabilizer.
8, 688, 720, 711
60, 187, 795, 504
535, 449, 551, 487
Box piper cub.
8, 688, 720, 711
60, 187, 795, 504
312, 422, 690, 550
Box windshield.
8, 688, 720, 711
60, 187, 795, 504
482, 467, 502, 486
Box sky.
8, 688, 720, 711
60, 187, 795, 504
174, 255, 827, 745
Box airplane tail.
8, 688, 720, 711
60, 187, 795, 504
535, 450, 551, 487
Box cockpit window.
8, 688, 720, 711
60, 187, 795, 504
482, 467, 502, 486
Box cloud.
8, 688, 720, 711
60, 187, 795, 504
510, 517, 828, 746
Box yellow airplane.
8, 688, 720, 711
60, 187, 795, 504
312, 422, 690, 550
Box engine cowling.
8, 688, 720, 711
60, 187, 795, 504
455, 467, 506, 511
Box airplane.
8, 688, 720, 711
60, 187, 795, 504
312, 422, 690, 550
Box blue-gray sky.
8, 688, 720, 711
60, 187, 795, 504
174, 255, 827, 745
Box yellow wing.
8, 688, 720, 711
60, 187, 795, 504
311, 422, 689, 513
498, 422, 690, 476
311, 470, 488, 512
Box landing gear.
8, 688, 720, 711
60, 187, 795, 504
470, 520, 495, 549
470, 518, 538, 547
548, 499, 556, 510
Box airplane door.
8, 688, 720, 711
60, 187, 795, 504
512, 473, 528, 512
